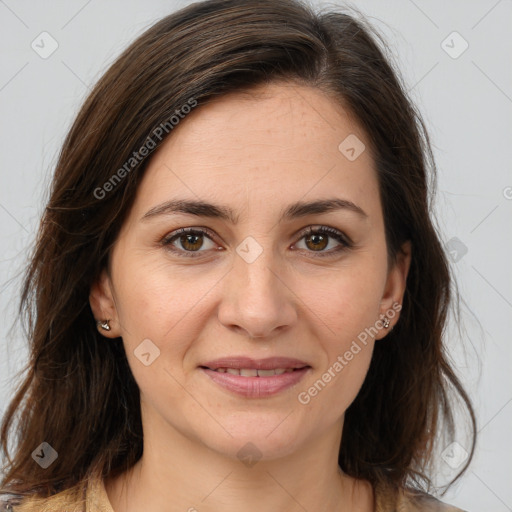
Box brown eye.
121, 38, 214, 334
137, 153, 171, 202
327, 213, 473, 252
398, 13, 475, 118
162, 228, 218, 257
294, 226, 352, 257
179, 232, 204, 251
304, 232, 329, 251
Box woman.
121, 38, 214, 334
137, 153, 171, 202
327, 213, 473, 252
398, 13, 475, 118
0, 0, 476, 510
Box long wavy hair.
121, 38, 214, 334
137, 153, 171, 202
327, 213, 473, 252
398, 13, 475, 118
1, 0, 476, 507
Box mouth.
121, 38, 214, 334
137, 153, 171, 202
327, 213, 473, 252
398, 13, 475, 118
203, 367, 299, 376
199, 357, 311, 398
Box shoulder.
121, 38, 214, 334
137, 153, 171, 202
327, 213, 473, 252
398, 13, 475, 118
374, 480, 468, 512
397, 487, 468, 512
0, 494, 22, 512
0, 484, 87, 512
0, 474, 113, 512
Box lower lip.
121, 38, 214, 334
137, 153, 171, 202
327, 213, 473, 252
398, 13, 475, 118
200, 367, 310, 398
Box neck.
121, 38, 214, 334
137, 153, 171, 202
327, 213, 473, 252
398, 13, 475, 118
105, 412, 373, 512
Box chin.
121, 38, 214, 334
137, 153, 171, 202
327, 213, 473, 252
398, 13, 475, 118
198, 414, 307, 463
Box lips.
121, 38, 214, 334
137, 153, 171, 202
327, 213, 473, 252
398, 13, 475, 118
199, 357, 311, 398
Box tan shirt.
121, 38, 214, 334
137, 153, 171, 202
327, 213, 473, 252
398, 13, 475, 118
2, 475, 467, 511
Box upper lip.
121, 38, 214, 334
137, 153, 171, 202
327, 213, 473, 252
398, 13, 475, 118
200, 357, 310, 370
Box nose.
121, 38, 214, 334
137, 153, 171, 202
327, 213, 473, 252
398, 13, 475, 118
217, 243, 297, 340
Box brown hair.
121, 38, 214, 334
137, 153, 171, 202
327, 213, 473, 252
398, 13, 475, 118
1, 0, 476, 506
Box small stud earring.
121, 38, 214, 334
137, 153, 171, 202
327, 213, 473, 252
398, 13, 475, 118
96, 319, 111, 331
382, 316, 390, 329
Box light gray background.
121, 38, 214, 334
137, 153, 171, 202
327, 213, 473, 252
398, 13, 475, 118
0, 1, 511, 510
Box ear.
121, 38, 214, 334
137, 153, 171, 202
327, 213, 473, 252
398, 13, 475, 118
89, 268, 121, 338
375, 240, 412, 340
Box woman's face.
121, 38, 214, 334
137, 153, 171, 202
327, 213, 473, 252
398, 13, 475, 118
90, 82, 410, 461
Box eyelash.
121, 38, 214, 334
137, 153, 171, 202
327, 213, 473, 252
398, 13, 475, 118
160, 226, 353, 259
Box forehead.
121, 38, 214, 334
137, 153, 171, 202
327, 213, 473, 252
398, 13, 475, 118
131, 82, 380, 222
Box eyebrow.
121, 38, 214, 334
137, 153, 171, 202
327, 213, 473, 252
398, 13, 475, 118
141, 197, 368, 223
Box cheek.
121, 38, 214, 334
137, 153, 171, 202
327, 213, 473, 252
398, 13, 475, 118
305, 261, 386, 339
293, 259, 384, 413
112, 257, 221, 371
305, 344, 374, 426
297, 286, 376, 421
112, 266, 205, 414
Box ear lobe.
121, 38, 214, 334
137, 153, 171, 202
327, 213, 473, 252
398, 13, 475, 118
89, 269, 120, 338
376, 240, 412, 339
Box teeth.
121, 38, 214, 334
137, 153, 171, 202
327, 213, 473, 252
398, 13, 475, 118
257, 369, 277, 377
212, 367, 294, 376
240, 368, 258, 377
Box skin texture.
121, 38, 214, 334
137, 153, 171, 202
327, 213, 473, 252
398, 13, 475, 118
90, 82, 411, 512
